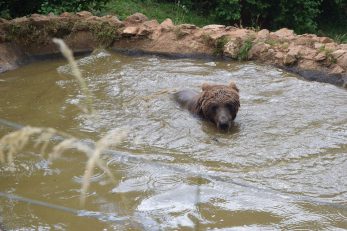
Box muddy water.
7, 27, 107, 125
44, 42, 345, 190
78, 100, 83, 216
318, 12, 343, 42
0, 51, 346, 230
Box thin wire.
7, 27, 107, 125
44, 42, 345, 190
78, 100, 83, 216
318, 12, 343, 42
0, 192, 128, 222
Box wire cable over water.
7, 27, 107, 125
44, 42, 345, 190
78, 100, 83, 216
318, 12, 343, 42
0, 192, 128, 222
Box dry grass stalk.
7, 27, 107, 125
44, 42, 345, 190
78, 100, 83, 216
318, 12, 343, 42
0, 125, 126, 205
80, 129, 127, 205
0, 126, 72, 164
52, 38, 94, 114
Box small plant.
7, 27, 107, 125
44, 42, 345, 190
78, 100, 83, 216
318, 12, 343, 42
334, 33, 347, 44
318, 45, 337, 64
280, 42, 289, 50
6, 23, 47, 45
237, 38, 253, 61
265, 39, 278, 46
318, 45, 326, 53
172, 0, 189, 25
213, 36, 229, 56
201, 32, 214, 46
324, 49, 337, 64
90, 21, 119, 48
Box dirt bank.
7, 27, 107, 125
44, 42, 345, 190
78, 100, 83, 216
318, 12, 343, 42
0, 12, 346, 87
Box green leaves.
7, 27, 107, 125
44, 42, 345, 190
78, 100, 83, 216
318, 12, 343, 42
39, 0, 108, 15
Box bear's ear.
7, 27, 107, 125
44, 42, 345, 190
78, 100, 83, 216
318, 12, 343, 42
229, 81, 239, 92
202, 83, 212, 91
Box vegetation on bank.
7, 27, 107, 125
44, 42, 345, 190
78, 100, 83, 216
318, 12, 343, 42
0, 0, 346, 43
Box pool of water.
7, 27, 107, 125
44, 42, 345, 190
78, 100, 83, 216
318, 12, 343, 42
0, 50, 346, 230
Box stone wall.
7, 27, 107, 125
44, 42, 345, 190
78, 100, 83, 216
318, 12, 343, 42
0, 12, 346, 87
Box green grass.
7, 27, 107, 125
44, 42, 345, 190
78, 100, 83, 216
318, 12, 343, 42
103, 0, 215, 26
103, 0, 347, 44
237, 38, 253, 61
317, 23, 347, 44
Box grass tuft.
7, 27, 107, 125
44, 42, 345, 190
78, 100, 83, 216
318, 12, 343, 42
104, 0, 213, 26
213, 36, 229, 56
237, 38, 253, 61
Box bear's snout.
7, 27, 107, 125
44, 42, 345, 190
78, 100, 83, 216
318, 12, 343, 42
215, 107, 232, 130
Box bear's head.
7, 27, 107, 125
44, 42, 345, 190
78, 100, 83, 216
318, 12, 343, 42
196, 81, 240, 130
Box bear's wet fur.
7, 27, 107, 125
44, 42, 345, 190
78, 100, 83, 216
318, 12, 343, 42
174, 81, 240, 130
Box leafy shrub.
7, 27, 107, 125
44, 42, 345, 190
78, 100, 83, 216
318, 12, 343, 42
0, 0, 44, 18
273, 0, 322, 33
39, 0, 108, 15
158, 0, 343, 34
0, 0, 108, 18
214, 0, 240, 23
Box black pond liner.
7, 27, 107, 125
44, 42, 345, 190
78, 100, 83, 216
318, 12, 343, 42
281, 66, 347, 88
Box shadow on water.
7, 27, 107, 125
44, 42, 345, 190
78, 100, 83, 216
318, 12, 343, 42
0, 50, 346, 230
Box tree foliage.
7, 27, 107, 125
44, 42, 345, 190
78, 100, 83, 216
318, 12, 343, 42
0, 0, 107, 18
158, 0, 346, 33
0, 0, 346, 34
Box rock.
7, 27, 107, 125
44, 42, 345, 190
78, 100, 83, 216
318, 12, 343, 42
248, 42, 270, 59
300, 47, 318, 60
314, 52, 326, 61
202, 24, 225, 30
179, 24, 197, 29
30, 14, 51, 24
86, 16, 99, 22
318, 37, 333, 44
338, 44, 347, 50
336, 53, 347, 69
12, 16, 28, 24
294, 36, 313, 46
209, 33, 227, 41
331, 49, 347, 59
160, 18, 174, 31
225, 26, 237, 31
283, 54, 297, 65
102, 15, 123, 27
229, 29, 252, 40
275, 52, 285, 59
324, 43, 337, 50
125, 13, 148, 24
272, 28, 295, 39
314, 42, 324, 49
330, 64, 345, 74
0, 18, 9, 23
223, 38, 242, 58
76, 11, 93, 17
143, 19, 159, 28
256, 29, 270, 40
299, 59, 319, 70
60, 12, 73, 17
122, 26, 139, 36
287, 46, 301, 57
138, 20, 159, 36
138, 28, 151, 36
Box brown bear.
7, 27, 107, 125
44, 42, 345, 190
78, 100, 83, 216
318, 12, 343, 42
174, 81, 240, 130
